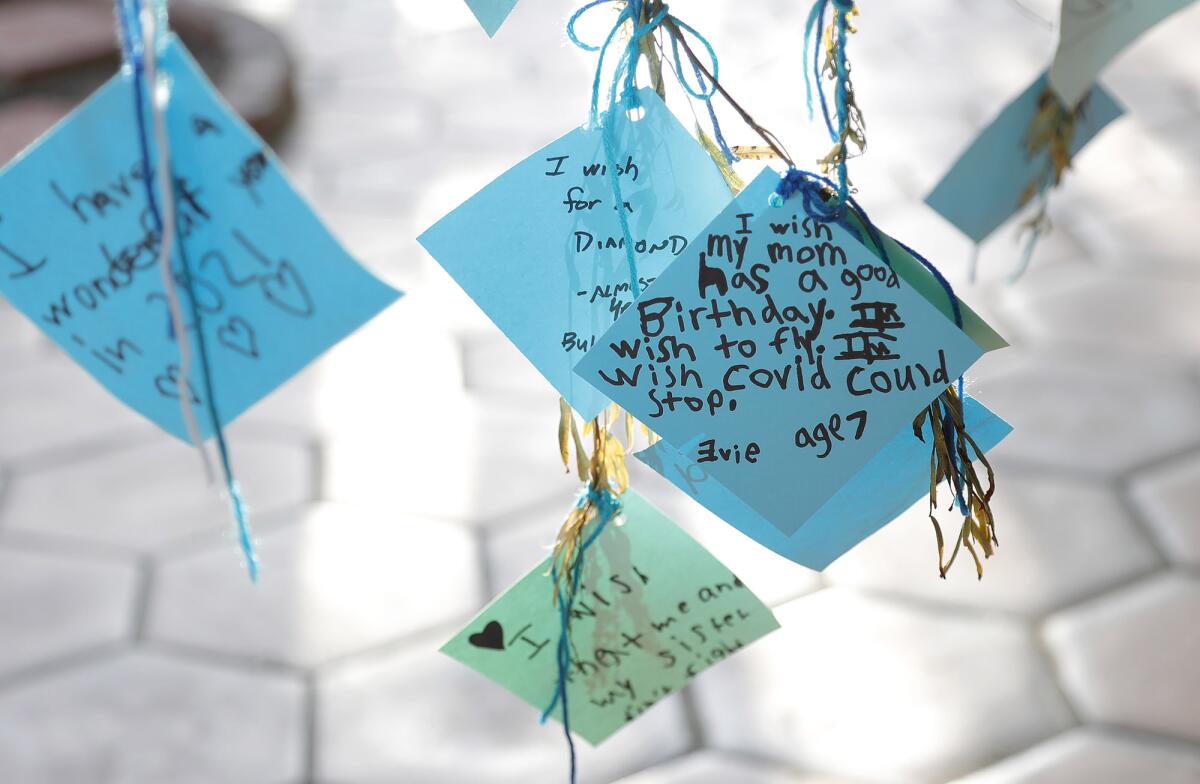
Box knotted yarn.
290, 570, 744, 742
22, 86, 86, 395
567, 0, 724, 299
114, 0, 259, 580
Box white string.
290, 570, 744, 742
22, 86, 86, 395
141, 7, 214, 482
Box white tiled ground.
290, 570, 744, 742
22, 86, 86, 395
1, 1, 1199, 782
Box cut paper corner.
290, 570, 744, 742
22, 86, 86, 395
440, 488, 779, 745
924, 71, 1124, 246
464, 0, 520, 37
634, 395, 1012, 572
0, 35, 400, 443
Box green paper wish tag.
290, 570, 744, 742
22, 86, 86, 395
441, 490, 779, 745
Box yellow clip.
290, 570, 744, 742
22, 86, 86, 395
731, 145, 782, 160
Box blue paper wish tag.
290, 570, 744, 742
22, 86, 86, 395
0, 37, 400, 441
637, 395, 1012, 570
574, 169, 986, 536
464, 0, 519, 36
418, 89, 731, 420
926, 72, 1123, 244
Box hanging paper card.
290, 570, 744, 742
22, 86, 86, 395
575, 169, 985, 536
637, 394, 1011, 570
442, 490, 779, 745
464, 0, 519, 37
417, 89, 730, 420
925, 72, 1123, 244
1050, 0, 1196, 108
0, 36, 400, 441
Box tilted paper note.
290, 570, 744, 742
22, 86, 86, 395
418, 89, 731, 420
575, 169, 985, 536
441, 490, 779, 745
1050, 0, 1197, 108
637, 394, 1011, 570
0, 37, 400, 440
925, 72, 1123, 244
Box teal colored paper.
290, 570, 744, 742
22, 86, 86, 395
417, 89, 731, 420
464, 0, 519, 36
637, 395, 1012, 570
1051, 0, 1196, 107
574, 169, 986, 537
441, 490, 779, 745
925, 72, 1123, 243
0, 37, 400, 441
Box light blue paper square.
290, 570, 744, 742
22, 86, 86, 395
925, 71, 1124, 243
574, 169, 986, 536
0, 37, 401, 441
636, 394, 1011, 570
464, 0, 519, 37
417, 89, 732, 420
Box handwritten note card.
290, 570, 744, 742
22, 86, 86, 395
637, 394, 1012, 570
0, 37, 400, 440
418, 89, 730, 419
1051, 0, 1196, 108
575, 169, 986, 536
464, 0, 520, 36
925, 72, 1123, 244
442, 490, 779, 745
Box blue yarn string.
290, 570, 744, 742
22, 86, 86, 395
803, 0, 855, 209
773, 167, 970, 512
115, 0, 259, 580
539, 488, 622, 784
568, 0, 727, 294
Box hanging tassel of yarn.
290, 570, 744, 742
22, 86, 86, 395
1012, 87, 1090, 280
913, 384, 998, 579
803, 0, 866, 210
544, 401, 659, 783
115, 0, 259, 580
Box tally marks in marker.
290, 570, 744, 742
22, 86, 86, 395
114, 0, 259, 580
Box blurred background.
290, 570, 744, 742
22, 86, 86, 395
0, 0, 1198, 782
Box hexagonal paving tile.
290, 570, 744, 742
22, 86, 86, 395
1, 436, 315, 552
0, 650, 304, 784
485, 470, 821, 608
1044, 573, 1200, 743
0, 544, 136, 678
970, 352, 1200, 476
325, 396, 578, 524
612, 750, 855, 784
0, 357, 155, 464
460, 331, 558, 402
316, 633, 692, 784
1129, 450, 1200, 565
996, 267, 1200, 359
692, 589, 1073, 783
825, 470, 1160, 615
949, 728, 1200, 784
148, 503, 483, 667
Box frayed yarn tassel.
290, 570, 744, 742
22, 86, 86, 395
914, 384, 997, 579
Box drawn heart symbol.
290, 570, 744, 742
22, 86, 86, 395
154, 364, 201, 403
259, 260, 314, 318
468, 621, 505, 651
217, 315, 259, 358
